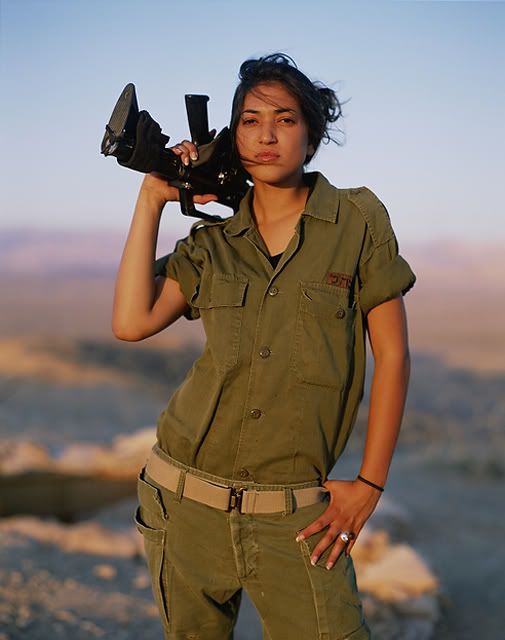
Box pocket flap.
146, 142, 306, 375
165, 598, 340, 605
195, 274, 248, 309
300, 281, 352, 317
138, 467, 167, 519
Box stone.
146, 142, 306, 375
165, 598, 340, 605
93, 564, 117, 580
357, 544, 439, 602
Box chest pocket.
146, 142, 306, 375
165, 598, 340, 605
291, 281, 356, 389
192, 273, 249, 374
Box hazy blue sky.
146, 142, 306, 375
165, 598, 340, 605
1, 0, 503, 244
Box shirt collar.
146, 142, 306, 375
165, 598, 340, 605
223, 171, 340, 237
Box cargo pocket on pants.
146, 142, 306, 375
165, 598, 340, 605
135, 506, 172, 632
135, 467, 172, 632
298, 537, 370, 640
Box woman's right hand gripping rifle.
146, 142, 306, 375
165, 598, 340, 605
142, 133, 218, 205
111, 140, 217, 342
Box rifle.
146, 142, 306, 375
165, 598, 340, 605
100, 84, 249, 222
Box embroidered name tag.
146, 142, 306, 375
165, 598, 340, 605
326, 272, 353, 289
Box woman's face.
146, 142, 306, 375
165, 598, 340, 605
235, 82, 314, 188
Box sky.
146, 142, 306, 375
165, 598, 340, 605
0, 0, 504, 245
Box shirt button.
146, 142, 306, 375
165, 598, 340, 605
239, 468, 250, 479
250, 408, 262, 419
335, 307, 346, 319
268, 286, 279, 296
259, 346, 271, 358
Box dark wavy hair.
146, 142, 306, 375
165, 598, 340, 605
230, 53, 347, 165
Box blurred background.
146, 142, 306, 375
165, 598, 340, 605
0, 1, 503, 639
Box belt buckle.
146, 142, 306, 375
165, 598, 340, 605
227, 487, 246, 512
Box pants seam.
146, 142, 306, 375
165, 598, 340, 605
299, 540, 329, 638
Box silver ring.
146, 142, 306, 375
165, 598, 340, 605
339, 531, 355, 544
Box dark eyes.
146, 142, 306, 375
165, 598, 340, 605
240, 117, 296, 126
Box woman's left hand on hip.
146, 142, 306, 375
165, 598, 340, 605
294, 478, 382, 569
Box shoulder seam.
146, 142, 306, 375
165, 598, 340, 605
346, 187, 394, 249
188, 216, 230, 237
190, 218, 226, 229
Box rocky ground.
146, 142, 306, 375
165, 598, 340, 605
374, 453, 505, 640
0, 433, 443, 640
4, 450, 503, 640
0, 337, 503, 639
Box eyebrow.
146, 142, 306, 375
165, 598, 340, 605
241, 108, 297, 115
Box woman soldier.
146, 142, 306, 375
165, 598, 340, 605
112, 53, 416, 640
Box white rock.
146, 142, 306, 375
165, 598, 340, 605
0, 516, 138, 558
0, 440, 51, 474
357, 543, 439, 602
55, 444, 109, 475
0, 427, 157, 479
352, 527, 390, 564
112, 428, 157, 458
54, 609, 78, 622
93, 564, 117, 580
55, 427, 156, 477
132, 571, 150, 589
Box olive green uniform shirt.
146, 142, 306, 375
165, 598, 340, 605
156, 171, 416, 485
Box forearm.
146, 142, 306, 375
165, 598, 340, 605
112, 188, 165, 338
359, 351, 411, 487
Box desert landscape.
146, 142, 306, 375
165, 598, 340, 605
0, 230, 504, 639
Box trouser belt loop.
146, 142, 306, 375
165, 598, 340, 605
174, 468, 186, 503
282, 487, 294, 516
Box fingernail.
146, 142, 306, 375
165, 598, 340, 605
295, 534, 305, 542
310, 556, 317, 566
325, 562, 333, 570
183, 157, 189, 166
190, 152, 197, 160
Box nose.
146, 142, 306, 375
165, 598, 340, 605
258, 121, 277, 144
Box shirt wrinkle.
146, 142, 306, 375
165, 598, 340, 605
156, 172, 416, 484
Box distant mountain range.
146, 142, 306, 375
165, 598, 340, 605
0, 229, 179, 276
0, 228, 502, 285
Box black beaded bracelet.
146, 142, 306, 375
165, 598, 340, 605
357, 474, 384, 492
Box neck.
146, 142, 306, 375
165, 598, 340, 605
251, 175, 309, 226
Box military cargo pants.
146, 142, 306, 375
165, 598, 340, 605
134, 457, 371, 640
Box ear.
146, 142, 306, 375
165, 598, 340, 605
305, 143, 316, 164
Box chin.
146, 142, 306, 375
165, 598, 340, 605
247, 165, 302, 187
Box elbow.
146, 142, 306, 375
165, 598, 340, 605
112, 328, 142, 342
111, 320, 145, 342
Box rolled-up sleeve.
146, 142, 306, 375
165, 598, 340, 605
355, 189, 416, 316
358, 235, 416, 316
154, 228, 206, 321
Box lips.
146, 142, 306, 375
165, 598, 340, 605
255, 152, 280, 162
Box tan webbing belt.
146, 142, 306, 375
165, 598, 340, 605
145, 445, 328, 514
